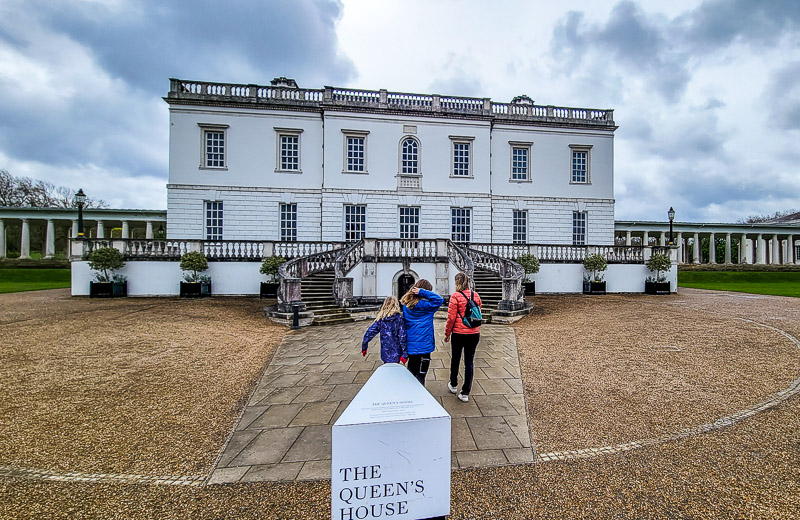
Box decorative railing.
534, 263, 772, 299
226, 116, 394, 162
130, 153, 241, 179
469, 243, 648, 264
168, 79, 615, 126
278, 247, 343, 279
376, 239, 437, 259
397, 174, 421, 190
334, 240, 364, 278
467, 247, 525, 279
274, 241, 344, 258
203, 241, 264, 260
447, 241, 474, 280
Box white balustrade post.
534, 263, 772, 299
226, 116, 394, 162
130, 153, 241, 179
20, 219, 31, 259
724, 233, 731, 264
708, 232, 716, 264
45, 219, 55, 258
121, 221, 130, 239
146, 221, 154, 239
96, 220, 105, 239
693, 233, 700, 263
0, 219, 5, 258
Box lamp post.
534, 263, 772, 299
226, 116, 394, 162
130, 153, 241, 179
668, 206, 675, 246
73, 188, 87, 238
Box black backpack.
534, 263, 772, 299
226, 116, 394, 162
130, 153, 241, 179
457, 290, 482, 328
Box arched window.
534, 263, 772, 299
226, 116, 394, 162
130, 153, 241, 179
401, 137, 419, 174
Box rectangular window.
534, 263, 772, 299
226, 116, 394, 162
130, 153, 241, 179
451, 207, 471, 243
280, 203, 297, 241
280, 135, 299, 170
452, 142, 471, 177
399, 206, 419, 239
344, 204, 366, 241
343, 130, 369, 173
205, 201, 223, 240
572, 211, 587, 245
204, 130, 225, 168
513, 210, 527, 244
511, 145, 530, 181
569, 144, 592, 184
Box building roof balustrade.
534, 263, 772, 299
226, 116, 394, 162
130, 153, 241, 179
167, 78, 615, 128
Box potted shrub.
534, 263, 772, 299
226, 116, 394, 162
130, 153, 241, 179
645, 252, 672, 294
516, 253, 540, 296
583, 253, 607, 294
259, 255, 286, 298
179, 251, 211, 297
88, 247, 127, 297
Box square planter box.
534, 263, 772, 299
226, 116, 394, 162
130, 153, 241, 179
180, 281, 212, 298
89, 281, 127, 298
583, 281, 606, 295
260, 281, 279, 299
523, 281, 536, 296
645, 281, 671, 295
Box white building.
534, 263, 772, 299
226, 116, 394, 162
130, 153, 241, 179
165, 77, 617, 246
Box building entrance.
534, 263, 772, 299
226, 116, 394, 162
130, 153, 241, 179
397, 274, 415, 300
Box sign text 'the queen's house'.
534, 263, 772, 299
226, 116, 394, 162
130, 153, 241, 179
331, 364, 451, 519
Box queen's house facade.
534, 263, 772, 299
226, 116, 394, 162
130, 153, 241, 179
65, 77, 687, 322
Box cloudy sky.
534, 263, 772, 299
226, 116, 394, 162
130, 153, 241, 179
1, 0, 799, 223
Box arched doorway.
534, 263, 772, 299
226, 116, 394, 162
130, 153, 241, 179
397, 273, 415, 300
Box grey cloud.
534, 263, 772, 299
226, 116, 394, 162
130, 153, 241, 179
0, 0, 354, 186
764, 61, 800, 131
680, 0, 800, 49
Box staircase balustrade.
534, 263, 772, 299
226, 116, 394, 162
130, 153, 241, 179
376, 239, 437, 259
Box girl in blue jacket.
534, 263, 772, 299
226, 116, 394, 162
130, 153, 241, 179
362, 297, 408, 364
399, 279, 444, 385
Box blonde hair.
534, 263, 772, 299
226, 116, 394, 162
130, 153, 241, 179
375, 296, 401, 321
454, 272, 470, 292
400, 279, 433, 308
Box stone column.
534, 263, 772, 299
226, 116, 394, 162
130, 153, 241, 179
772, 235, 780, 264
756, 234, 765, 264
708, 232, 716, 264
724, 233, 731, 264
625, 231, 631, 246
0, 219, 6, 258
740, 234, 748, 264
96, 220, 105, 239
122, 221, 130, 239
791, 235, 797, 264
676, 232, 683, 263
146, 221, 154, 239
45, 219, 56, 258
693, 233, 700, 263
660, 232, 666, 246
71, 219, 78, 238
643, 230, 649, 247
20, 219, 31, 259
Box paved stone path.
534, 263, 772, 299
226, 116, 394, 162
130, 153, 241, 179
209, 320, 533, 484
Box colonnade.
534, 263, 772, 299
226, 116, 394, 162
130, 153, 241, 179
0, 209, 167, 259
616, 228, 799, 265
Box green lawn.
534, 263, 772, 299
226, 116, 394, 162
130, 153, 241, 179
678, 271, 800, 298
0, 269, 71, 294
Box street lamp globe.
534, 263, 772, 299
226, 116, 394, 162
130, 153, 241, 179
668, 207, 675, 245
73, 188, 87, 237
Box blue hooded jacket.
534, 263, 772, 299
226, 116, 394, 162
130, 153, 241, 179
361, 313, 408, 363
402, 288, 444, 356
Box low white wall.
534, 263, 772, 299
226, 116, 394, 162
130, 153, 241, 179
529, 263, 678, 293
71, 261, 678, 297
72, 261, 264, 296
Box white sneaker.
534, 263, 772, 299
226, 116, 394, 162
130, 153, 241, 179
447, 383, 458, 394
457, 393, 469, 402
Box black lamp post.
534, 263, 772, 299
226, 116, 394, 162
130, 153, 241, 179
668, 206, 675, 246
74, 188, 87, 238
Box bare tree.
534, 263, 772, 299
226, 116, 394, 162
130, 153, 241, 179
0, 169, 108, 208
738, 209, 798, 224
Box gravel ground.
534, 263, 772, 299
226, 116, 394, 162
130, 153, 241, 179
1, 288, 799, 518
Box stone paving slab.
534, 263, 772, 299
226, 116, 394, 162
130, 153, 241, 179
209, 319, 533, 483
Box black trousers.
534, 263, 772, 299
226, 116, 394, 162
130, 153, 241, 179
407, 353, 431, 385
449, 333, 480, 395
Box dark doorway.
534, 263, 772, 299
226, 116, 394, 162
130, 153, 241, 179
397, 274, 415, 300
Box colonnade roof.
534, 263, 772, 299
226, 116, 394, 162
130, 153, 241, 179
0, 207, 167, 221
615, 220, 800, 235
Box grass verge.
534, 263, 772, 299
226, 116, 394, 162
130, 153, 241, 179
678, 270, 800, 297
0, 268, 71, 294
